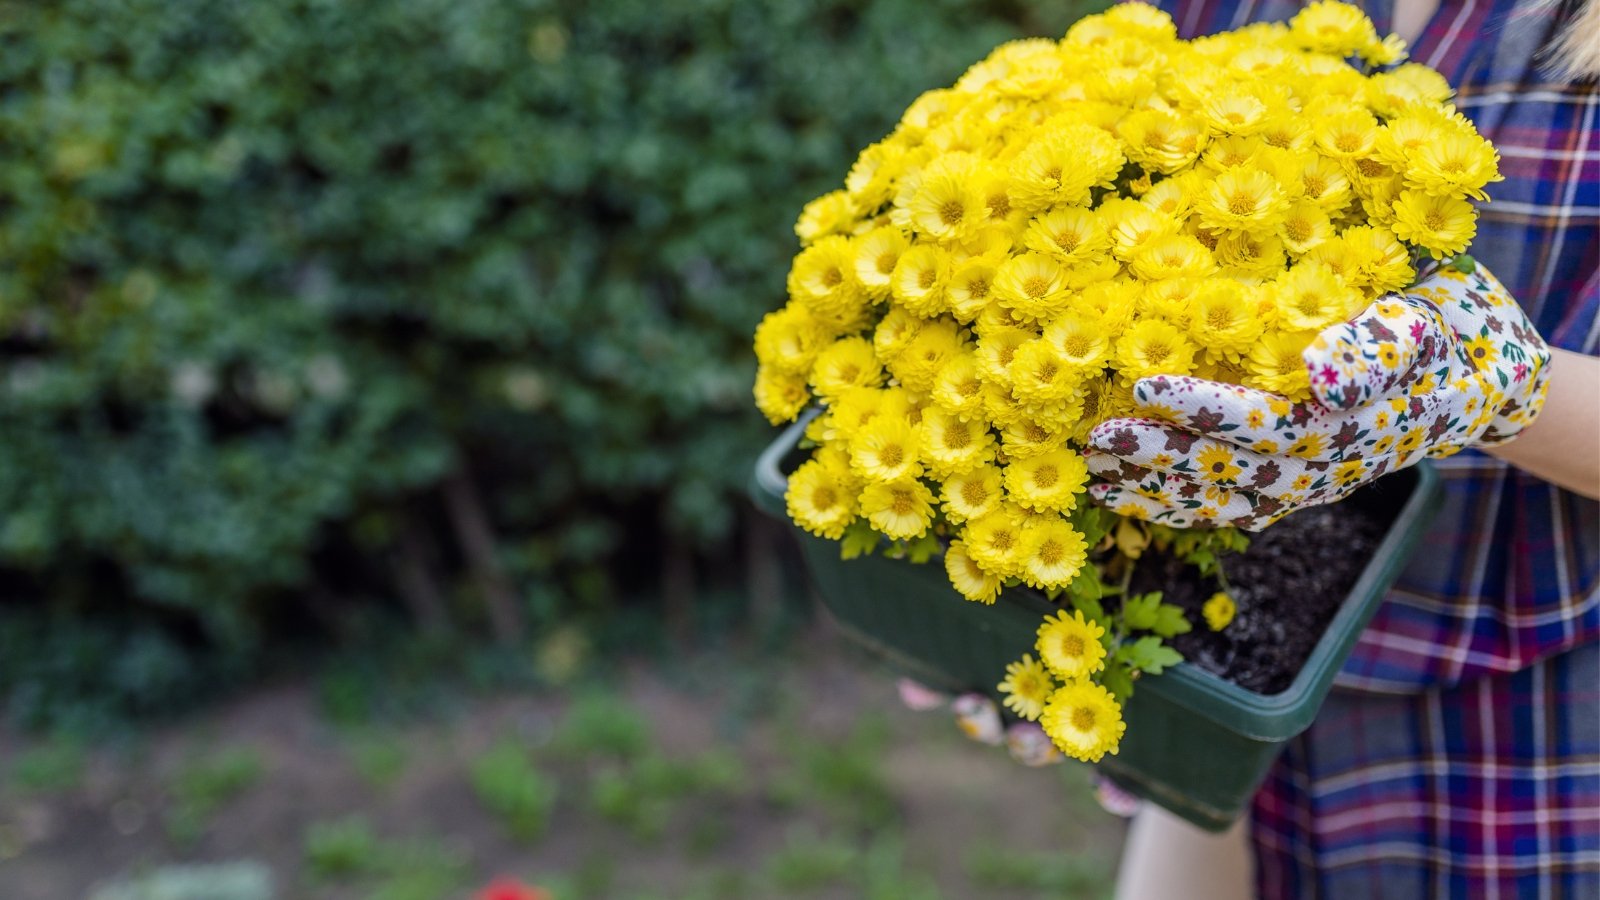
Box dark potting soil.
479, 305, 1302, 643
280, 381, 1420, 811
1126, 502, 1387, 695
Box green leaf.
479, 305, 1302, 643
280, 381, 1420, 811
1151, 604, 1193, 639
1119, 636, 1184, 675
1067, 566, 1108, 624
904, 532, 942, 565
839, 521, 880, 561
1069, 503, 1112, 549
1120, 592, 1163, 631
1100, 662, 1136, 703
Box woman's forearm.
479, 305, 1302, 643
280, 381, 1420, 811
1482, 347, 1600, 499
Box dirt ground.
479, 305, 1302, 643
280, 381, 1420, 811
0, 624, 1128, 900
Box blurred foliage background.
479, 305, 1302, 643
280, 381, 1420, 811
0, 0, 1105, 731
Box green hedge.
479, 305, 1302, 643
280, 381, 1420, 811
0, 0, 1103, 726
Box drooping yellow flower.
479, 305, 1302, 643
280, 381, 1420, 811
1389, 189, 1478, 260
1040, 681, 1125, 763
1117, 108, 1207, 174
849, 415, 923, 483
785, 458, 859, 540
997, 653, 1055, 721
1203, 591, 1238, 631
1018, 515, 1089, 589
941, 463, 1005, 522
872, 304, 924, 363
1114, 318, 1198, 382
945, 539, 1003, 604
1035, 609, 1108, 681
860, 478, 936, 540
890, 319, 968, 393
930, 352, 987, 415
1004, 447, 1090, 514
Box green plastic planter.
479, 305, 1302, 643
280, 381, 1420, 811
751, 413, 1443, 831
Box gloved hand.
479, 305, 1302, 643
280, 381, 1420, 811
1084, 263, 1552, 530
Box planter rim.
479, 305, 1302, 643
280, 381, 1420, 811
751, 412, 1442, 741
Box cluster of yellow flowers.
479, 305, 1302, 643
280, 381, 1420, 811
998, 611, 1125, 763
753, 2, 1498, 763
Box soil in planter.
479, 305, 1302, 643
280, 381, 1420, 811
1126, 503, 1387, 695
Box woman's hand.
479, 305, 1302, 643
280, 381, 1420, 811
1084, 264, 1553, 530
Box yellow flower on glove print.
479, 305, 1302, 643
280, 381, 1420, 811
1196, 444, 1244, 483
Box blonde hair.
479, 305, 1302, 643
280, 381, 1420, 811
1540, 0, 1600, 80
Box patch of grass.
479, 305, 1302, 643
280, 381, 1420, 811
346, 735, 408, 789
859, 834, 944, 900
551, 691, 650, 761
469, 739, 558, 842
786, 719, 899, 830
588, 750, 750, 842
305, 817, 383, 879
167, 748, 265, 844
765, 828, 859, 890
9, 741, 87, 794
965, 844, 1117, 899
303, 816, 466, 893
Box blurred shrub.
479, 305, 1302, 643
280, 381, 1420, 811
0, 0, 1101, 726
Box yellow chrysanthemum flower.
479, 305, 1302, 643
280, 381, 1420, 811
1035, 609, 1108, 681
1009, 125, 1124, 210
785, 458, 859, 540
941, 463, 1005, 522
754, 365, 811, 425
1018, 515, 1089, 589
853, 226, 912, 297
1114, 318, 1198, 382
1040, 681, 1125, 763
964, 504, 1027, 578
930, 352, 988, 415
1245, 330, 1315, 399
890, 243, 950, 318
795, 189, 857, 244
997, 653, 1055, 721
1197, 167, 1290, 236
1290, 1, 1378, 58
809, 337, 885, 403
1402, 129, 1501, 202
1117, 108, 1207, 174
890, 319, 968, 393
753, 304, 831, 375
945, 539, 1003, 604
1004, 447, 1090, 514
1023, 205, 1111, 267
921, 407, 997, 477
1042, 311, 1113, 370
906, 153, 986, 242
860, 478, 936, 540
1009, 339, 1082, 405
788, 235, 868, 326
1188, 281, 1266, 358
849, 415, 923, 483
1273, 260, 1363, 331
1203, 591, 1238, 631
1130, 233, 1218, 281
994, 252, 1070, 320
946, 257, 1000, 321
1390, 189, 1478, 260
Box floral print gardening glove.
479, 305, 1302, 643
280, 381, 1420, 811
1084, 264, 1552, 531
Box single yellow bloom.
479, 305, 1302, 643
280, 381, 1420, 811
1203, 591, 1237, 631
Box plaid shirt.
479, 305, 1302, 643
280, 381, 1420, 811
1150, 0, 1600, 896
